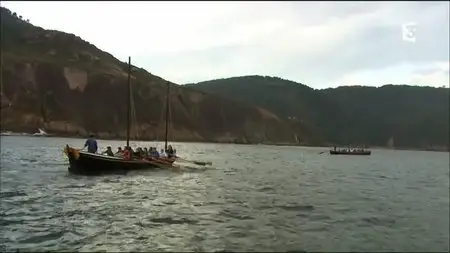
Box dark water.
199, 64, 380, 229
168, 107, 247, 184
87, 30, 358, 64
1, 136, 449, 252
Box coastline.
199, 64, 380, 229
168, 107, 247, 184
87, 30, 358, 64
2, 131, 448, 153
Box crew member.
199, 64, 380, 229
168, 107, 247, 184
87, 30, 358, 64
84, 134, 98, 154
101, 146, 114, 156
166, 145, 175, 158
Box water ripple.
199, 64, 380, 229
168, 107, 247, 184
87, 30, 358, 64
0, 136, 449, 252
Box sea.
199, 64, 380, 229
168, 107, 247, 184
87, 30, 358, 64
1, 136, 449, 252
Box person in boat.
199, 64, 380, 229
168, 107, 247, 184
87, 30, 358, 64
143, 147, 149, 156
150, 147, 160, 158
116, 147, 123, 156
101, 146, 114, 156
135, 147, 141, 156
84, 134, 98, 154
127, 146, 136, 158
123, 146, 132, 160
166, 145, 175, 158
160, 148, 167, 158
143, 147, 157, 162
133, 147, 143, 159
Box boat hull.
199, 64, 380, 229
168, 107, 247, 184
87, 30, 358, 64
64, 146, 174, 175
330, 150, 371, 155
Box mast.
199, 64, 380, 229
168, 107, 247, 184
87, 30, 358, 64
164, 81, 170, 151
126, 56, 131, 147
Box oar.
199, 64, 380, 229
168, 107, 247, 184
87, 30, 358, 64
142, 158, 175, 169
318, 151, 325, 154
150, 159, 182, 172
176, 157, 212, 166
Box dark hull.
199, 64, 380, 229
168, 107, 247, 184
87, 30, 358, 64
330, 150, 371, 155
64, 146, 173, 175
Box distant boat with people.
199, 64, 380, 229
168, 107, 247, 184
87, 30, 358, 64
330, 145, 371, 156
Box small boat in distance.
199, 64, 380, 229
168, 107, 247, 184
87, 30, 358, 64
330, 145, 371, 156
32, 128, 50, 137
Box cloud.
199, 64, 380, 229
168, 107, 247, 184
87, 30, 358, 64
1, 1, 449, 88
409, 62, 450, 87
335, 61, 450, 88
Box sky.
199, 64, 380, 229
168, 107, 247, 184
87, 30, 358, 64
1, 1, 449, 89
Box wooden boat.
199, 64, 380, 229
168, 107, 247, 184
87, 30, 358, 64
64, 57, 176, 175
329, 148, 371, 156
64, 146, 175, 175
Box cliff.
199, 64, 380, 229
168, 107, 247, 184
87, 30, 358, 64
2, 6, 448, 150
0, 7, 295, 144
187, 76, 449, 151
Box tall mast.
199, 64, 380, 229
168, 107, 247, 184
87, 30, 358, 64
126, 56, 131, 148
0, 14, 3, 128
164, 81, 170, 151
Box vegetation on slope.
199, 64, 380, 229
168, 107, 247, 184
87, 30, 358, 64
0, 7, 294, 144
187, 76, 449, 150
2, 6, 447, 150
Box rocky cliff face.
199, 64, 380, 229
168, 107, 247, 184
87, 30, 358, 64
0, 7, 296, 144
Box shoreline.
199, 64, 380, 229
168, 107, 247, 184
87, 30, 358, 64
2, 132, 448, 153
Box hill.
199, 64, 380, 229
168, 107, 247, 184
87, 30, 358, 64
186, 76, 449, 150
0, 7, 295, 144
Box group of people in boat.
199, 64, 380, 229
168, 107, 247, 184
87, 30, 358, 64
333, 146, 367, 152
106, 145, 176, 159
84, 134, 176, 161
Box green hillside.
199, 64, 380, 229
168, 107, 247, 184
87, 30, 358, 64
0, 7, 295, 144
187, 76, 449, 150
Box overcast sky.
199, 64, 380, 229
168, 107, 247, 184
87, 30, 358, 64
2, 1, 449, 88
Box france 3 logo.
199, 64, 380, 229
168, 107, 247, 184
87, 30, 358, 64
402, 22, 417, 43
